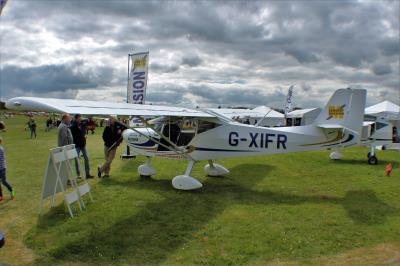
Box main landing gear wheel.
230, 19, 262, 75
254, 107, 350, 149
138, 157, 156, 178
172, 160, 203, 190
204, 160, 230, 177
172, 175, 203, 190
329, 151, 343, 160
368, 155, 378, 165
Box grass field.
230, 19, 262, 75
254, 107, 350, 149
0, 115, 399, 265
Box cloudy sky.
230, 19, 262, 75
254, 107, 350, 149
0, 0, 399, 108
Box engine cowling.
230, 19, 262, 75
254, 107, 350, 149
122, 128, 160, 155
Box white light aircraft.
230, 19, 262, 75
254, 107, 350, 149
6, 88, 366, 190
357, 119, 399, 164
329, 101, 400, 164
329, 119, 399, 164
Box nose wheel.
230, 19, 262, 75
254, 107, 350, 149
367, 145, 378, 165
138, 157, 156, 177
367, 154, 378, 165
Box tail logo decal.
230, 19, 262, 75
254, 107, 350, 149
327, 104, 345, 120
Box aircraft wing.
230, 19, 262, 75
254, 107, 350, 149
5, 97, 214, 118
208, 108, 265, 118
317, 124, 347, 129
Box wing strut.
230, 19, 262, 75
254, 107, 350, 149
138, 117, 195, 161
106, 118, 194, 160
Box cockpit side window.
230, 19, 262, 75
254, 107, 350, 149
376, 122, 388, 130
197, 120, 220, 134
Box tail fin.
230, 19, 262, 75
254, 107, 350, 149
313, 88, 366, 134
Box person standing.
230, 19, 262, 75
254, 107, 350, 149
58, 114, 73, 147
28, 117, 37, 139
70, 114, 94, 179
0, 137, 15, 202
45, 117, 53, 132
98, 117, 123, 178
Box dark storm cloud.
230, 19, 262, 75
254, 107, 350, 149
150, 63, 180, 73
372, 64, 392, 76
379, 38, 400, 56
185, 84, 286, 107
181, 56, 202, 67
0, 62, 114, 98
0, 0, 398, 105
145, 84, 192, 105
147, 90, 185, 105
283, 47, 319, 64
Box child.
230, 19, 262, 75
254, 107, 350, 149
0, 137, 15, 202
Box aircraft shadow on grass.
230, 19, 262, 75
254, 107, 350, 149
33, 163, 398, 264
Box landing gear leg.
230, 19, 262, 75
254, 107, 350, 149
172, 160, 203, 190
138, 157, 156, 177
204, 160, 230, 177
329, 150, 343, 160
367, 145, 378, 165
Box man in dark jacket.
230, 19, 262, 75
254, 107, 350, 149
70, 114, 94, 179
98, 117, 123, 178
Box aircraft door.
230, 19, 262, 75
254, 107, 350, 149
156, 120, 196, 151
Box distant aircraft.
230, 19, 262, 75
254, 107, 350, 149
329, 101, 400, 164
6, 88, 366, 190
209, 85, 293, 127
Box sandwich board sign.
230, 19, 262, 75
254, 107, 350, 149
63, 144, 94, 208
39, 145, 93, 218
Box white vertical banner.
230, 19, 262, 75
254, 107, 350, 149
123, 52, 149, 157
127, 52, 149, 104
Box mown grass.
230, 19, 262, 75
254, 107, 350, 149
0, 115, 399, 265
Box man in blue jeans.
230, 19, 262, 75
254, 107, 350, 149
0, 137, 15, 202
70, 114, 94, 179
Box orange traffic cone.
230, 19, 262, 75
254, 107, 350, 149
386, 162, 392, 176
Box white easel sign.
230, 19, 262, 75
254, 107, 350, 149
39, 145, 93, 217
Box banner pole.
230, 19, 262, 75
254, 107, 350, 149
123, 53, 134, 158
127, 54, 131, 103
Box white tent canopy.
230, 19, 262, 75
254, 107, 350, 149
365, 100, 400, 120
286, 108, 321, 126
209, 106, 284, 127
251, 106, 285, 118
250, 106, 284, 127
286, 108, 320, 118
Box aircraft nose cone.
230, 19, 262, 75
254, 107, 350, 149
122, 129, 135, 142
